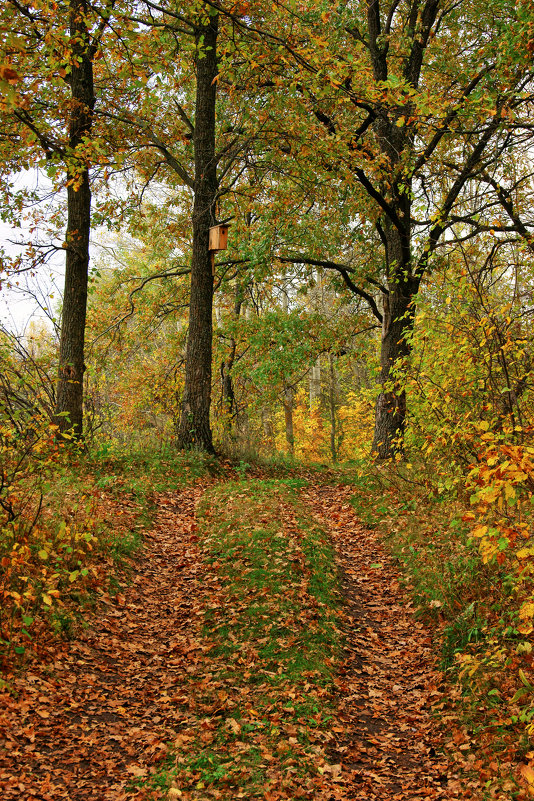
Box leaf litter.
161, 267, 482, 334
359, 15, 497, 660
303, 483, 463, 800
0, 475, 479, 799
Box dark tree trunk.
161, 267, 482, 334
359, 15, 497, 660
365, 2, 439, 459
176, 12, 218, 453
368, 113, 416, 459
54, 0, 94, 438
371, 220, 418, 459
372, 284, 416, 458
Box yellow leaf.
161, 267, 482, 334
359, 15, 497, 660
504, 483, 516, 501
42, 593, 52, 606
521, 764, 534, 785
520, 603, 534, 621
472, 525, 488, 538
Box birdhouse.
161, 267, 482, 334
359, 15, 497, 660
209, 223, 230, 251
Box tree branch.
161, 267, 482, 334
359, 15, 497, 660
278, 255, 383, 322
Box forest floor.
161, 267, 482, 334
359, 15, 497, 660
0, 471, 487, 800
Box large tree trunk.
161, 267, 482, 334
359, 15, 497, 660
365, 2, 442, 459
54, 0, 94, 438
176, 12, 218, 453
371, 220, 418, 459
372, 289, 414, 458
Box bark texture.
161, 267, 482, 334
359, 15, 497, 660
176, 13, 218, 453
371, 280, 417, 458
54, 0, 94, 438
365, 2, 438, 458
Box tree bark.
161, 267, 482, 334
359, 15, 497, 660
309, 356, 321, 406
328, 353, 337, 463
365, 1, 438, 458
176, 11, 218, 453
283, 384, 295, 455
372, 285, 416, 458
371, 218, 418, 459
54, 0, 94, 438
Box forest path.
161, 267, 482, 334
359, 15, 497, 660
0, 484, 208, 800
302, 482, 460, 800
0, 476, 463, 800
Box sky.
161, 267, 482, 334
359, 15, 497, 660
0, 168, 62, 333
0, 217, 62, 334
0, 168, 133, 335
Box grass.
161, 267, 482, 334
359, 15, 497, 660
140, 477, 342, 800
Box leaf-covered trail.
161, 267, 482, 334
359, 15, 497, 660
303, 484, 461, 800
0, 479, 463, 800
0, 486, 208, 800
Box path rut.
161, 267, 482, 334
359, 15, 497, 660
303, 483, 461, 800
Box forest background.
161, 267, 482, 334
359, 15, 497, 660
2, 0, 534, 797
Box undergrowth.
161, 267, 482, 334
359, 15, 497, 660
0, 436, 211, 675
346, 456, 534, 799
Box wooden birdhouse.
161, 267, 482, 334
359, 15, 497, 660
209, 223, 230, 252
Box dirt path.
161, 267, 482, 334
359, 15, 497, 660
303, 483, 461, 800
0, 486, 206, 801
0, 478, 464, 800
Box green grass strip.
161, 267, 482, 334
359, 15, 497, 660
140, 478, 341, 800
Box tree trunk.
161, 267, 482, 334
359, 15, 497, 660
261, 407, 275, 453
219, 295, 241, 433
283, 384, 294, 455
176, 12, 218, 453
309, 356, 321, 406
328, 352, 337, 463
372, 278, 417, 459
370, 165, 417, 458
54, 0, 94, 438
